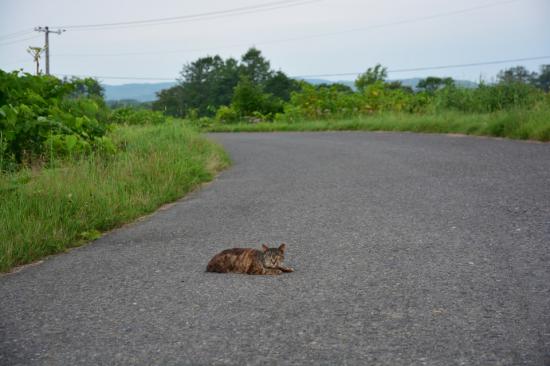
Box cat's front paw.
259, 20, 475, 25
266, 268, 283, 275
280, 266, 294, 273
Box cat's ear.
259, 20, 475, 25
279, 243, 286, 253
261, 244, 269, 252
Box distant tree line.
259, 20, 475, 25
152, 48, 550, 122
497, 65, 550, 91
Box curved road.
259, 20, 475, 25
1, 132, 549, 365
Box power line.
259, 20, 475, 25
0, 35, 41, 47
293, 56, 550, 78
52, 55, 550, 82
255, 0, 525, 49
52, 0, 524, 58
55, 73, 176, 81
0, 29, 34, 41
54, 0, 321, 31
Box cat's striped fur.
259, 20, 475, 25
206, 243, 293, 275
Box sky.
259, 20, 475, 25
1, 0, 549, 85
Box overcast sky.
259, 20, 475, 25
1, 0, 549, 85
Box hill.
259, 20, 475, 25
394, 78, 478, 89
103, 82, 176, 102
102, 78, 478, 102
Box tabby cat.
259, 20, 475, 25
206, 243, 294, 275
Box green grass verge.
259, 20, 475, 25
205, 107, 550, 142
0, 121, 230, 272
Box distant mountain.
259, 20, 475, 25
392, 78, 478, 90
102, 82, 176, 102
102, 77, 478, 102
301, 78, 478, 90
300, 79, 355, 89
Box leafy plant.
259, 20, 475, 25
109, 107, 166, 125
0, 70, 113, 169
216, 105, 239, 124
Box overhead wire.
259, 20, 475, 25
0, 35, 42, 47
0, 28, 34, 40
52, 55, 550, 82
292, 56, 550, 78
53, 0, 321, 31
52, 0, 524, 58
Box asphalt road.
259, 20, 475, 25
1, 132, 549, 366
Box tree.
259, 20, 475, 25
152, 48, 300, 117
239, 47, 272, 85
231, 76, 267, 116
264, 71, 301, 100
27, 46, 44, 75
386, 80, 413, 93
231, 75, 284, 117
355, 64, 387, 91
68, 77, 104, 98
316, 83, 353, 93
535, 64, 550, 92
497, 66, 537, 84
152, 85, 185, 117
177, 55, 240, 115
417, 77, 454, 93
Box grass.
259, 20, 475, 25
0, 120, 230, 272
205, 107, 550, 142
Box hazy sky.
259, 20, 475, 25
1, 0, 549, 85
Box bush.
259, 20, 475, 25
215, 105, 239, 123
0, 70, 112, 169
272, 79, 547, 122
231, 76, 284, 119
109, 108, 166, 125
433, 82, 544, 113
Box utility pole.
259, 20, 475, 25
34, 26, 65, 75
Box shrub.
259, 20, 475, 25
432, 82, 544, 113
215, 105, 239, 124
109, 108, 166, 125
231, 76, 284, 119
0, 70, 112, 169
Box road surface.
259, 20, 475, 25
1, 132, 549, 365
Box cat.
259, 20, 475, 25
206, 243, 294, 275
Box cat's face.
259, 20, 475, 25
261, 243, 286, 268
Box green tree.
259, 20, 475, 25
355, 64, 387, 91
68, 77, 104, 98
239, 47, 272, 85
386, 80, 413, 93
316, 82, 353, 93
177, 55, 240, 116
152, 85, 185, 117
497, 66, 536, 84
151, 48, 309, 117
231, 76, 267, 116
535, 64, 550, 91
264, 71, 301, 101
417, 77, 454, 93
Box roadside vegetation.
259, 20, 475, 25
0, 71, 229, 272
152, 48, 550, 141
204, 107, 550, 141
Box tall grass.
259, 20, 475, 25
205, 106, 550, 142
0, 121, 229, 272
